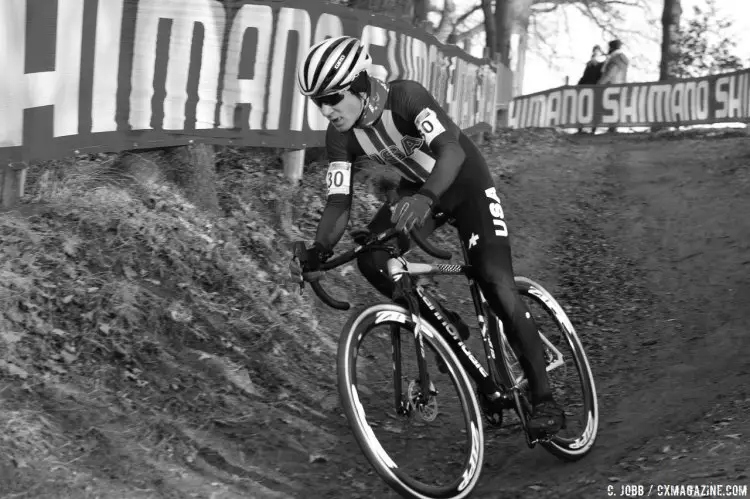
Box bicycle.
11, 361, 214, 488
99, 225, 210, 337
293, 212, 598, 499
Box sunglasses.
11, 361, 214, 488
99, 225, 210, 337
313, 92, 345, 108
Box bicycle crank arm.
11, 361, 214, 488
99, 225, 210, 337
510, 388, 545, 449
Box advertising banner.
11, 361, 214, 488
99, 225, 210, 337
0, 0, 502, 163
510, 69, 750, 129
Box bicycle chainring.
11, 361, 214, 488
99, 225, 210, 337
478, 391, 504, 427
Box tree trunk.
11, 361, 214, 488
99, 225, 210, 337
514, 20, 529, 96
494, 0, 513, 66
118, 144, 220, 215
166, 144, 220, 214
413, 0, 429, 28
481, 0, 495, 58
434, 0, 457, 43
660, 0, 682, 81
653, 0, 682, 133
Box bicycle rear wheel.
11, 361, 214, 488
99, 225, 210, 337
515, 276, 599, 460
337, 303, 484, 499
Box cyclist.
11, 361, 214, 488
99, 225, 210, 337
290, 35, 565, 435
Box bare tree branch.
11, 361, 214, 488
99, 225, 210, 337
532, 4, 562, 14
444, 0, 656, 71
528, 15, 567, 71
454, 4, 483, 28
575, 3, 609, 31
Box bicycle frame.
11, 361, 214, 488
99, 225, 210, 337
385, 241, 518, 416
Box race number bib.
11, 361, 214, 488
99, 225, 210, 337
414, 108, 446, 146
326, 161, 352, 196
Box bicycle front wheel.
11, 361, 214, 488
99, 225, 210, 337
337, 303, 484, 499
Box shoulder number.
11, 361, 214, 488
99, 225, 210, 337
326, 161, 352, 196
414, 108, 446, 146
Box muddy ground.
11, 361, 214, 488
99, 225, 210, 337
1, 129, 749, 498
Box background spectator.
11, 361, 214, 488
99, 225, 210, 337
598, 39, 629, 84
578, 45, 606, 85
576, 45, 606, 133
599, 39, 630, 132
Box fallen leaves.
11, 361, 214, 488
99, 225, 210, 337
0, 360, 29, 379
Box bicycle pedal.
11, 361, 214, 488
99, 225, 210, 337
528, 437, 545, 447
528, 425, 562, 443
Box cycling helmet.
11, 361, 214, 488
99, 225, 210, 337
297, 36, 372, 97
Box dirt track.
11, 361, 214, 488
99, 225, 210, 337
286, 131, 750, 498
2, 131, 749, 499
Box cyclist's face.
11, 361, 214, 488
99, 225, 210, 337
317, 91, 363, 132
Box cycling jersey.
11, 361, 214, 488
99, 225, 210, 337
314, 77, 492, 252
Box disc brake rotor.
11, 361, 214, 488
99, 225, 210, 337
407, 379, 439, 422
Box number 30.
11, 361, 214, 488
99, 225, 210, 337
327, 171, 344, 188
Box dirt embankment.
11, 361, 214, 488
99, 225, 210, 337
1, 129, 749, 498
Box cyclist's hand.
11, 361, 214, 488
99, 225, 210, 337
390, 193, 433, 233
290, 242, 328, 288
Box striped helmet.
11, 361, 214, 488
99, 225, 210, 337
297, 36, 372, 97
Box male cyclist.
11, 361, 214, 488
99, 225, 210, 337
290, 36, 565, 435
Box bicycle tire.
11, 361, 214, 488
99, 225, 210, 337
337, 303, 485, 499
515, 276, 599, 460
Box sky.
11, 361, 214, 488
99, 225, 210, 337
441, 0, 750, 95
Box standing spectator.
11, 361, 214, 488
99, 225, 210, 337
576, 45, 606, 134
598, 39, 629, 132
578, 45, 606, 85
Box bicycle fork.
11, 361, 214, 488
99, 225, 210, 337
390, 269, 435, 415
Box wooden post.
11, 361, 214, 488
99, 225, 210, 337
282, 149, 305, 185
493, 55, 504, 132
475, 127, 485, 145
0, 164, 26, 209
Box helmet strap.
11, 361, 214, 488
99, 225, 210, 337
354, 94, 369, 127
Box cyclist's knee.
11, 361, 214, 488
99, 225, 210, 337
475, 264, 527, 321
475, 260, 514, 294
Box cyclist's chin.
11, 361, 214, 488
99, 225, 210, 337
331, 117, 354, 132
